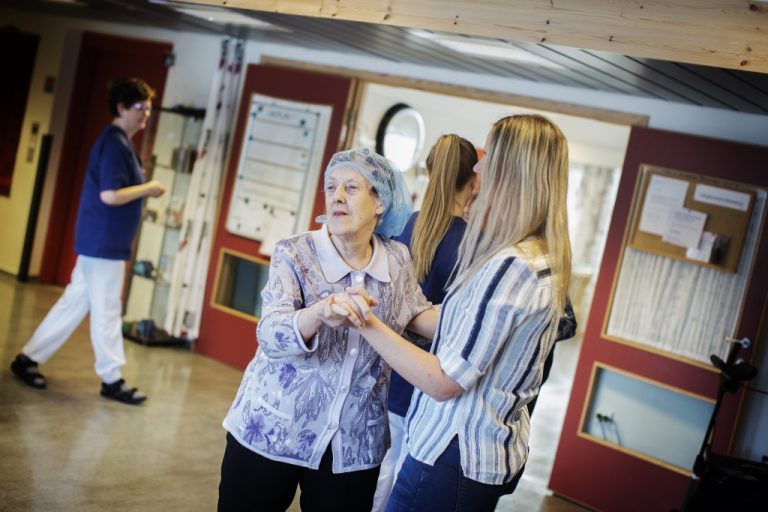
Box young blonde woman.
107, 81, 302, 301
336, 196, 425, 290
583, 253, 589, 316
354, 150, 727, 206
349, 115, 572, 511
372, 134, 478, 511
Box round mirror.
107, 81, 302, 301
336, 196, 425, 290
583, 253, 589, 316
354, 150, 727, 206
375, 103, 425, 172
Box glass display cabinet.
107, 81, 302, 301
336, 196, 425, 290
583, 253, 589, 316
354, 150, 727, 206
123, 106, 204, 346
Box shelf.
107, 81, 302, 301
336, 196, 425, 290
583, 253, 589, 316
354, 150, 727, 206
124, 107, 204, 330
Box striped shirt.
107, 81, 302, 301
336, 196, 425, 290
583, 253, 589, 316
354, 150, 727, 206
406, 246, 557, 485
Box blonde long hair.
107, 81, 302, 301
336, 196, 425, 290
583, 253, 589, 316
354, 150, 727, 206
411, 134, 477, 282
451, 115, 571, 317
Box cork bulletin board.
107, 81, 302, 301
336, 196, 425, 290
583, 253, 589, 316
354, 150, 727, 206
627, 165, 754, 273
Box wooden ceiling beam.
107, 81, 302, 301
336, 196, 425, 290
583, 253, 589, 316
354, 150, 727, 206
182, 0, 768, 73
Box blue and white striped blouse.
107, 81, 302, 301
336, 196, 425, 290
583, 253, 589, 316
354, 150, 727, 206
405, 245, 557, 485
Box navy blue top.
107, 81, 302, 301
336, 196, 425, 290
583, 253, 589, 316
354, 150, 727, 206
388, 213, 579, 417
74, 124, 145, 260
388, 213, 467, 417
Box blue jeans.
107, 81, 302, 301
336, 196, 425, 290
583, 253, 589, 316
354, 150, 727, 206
385, 437, 523, 512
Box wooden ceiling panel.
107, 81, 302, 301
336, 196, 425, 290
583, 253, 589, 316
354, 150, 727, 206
186, 0, 768, 73
5, 0, 767, 115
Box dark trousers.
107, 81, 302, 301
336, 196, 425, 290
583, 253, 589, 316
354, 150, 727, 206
218, 433, 380, 512
385, 437, 523, 512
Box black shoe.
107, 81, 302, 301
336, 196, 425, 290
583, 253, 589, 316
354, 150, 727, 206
100, 378, 147, 405
10, 354, 47, 389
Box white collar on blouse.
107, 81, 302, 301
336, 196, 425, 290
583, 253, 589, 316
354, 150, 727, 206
312, 225, 391, 284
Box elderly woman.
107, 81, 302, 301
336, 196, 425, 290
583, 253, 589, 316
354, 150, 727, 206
218, 148, 437, 512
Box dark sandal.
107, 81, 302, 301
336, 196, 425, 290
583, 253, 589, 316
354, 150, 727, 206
101, 378, 147, 405
10, 354, 47, 389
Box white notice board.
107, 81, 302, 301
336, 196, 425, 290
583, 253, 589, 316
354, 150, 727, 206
226, 94, 332, 255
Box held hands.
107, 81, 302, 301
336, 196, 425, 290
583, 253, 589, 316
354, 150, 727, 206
317, 287, 379, 329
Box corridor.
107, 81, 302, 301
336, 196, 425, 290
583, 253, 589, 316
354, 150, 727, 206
0, 273, 587, 511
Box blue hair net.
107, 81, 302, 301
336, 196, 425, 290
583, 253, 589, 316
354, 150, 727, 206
317, 148, 413, 238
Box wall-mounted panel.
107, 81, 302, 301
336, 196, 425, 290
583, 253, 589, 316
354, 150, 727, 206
580, 364, 714, 473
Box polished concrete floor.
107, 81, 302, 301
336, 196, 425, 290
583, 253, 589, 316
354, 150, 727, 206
0, 272, 590, 511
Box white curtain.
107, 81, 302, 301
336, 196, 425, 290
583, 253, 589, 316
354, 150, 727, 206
567, 163, 621, 272
164, 38, 244, 340
566, 163, 621, 328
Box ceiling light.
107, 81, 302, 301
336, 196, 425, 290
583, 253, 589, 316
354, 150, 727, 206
43, 0, 87, 6
176, 7, 279, 29
150, 1, 288, 31
410, 29, 565, 70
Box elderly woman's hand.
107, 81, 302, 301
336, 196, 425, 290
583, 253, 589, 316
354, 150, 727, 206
319, 291, 379, 329
344, 286, 381, 326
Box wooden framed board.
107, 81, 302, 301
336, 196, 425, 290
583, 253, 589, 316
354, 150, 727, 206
627, 165, 754, 273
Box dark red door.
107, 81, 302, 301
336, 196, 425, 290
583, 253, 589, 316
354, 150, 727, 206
549, 126, 768, 511
195, 64, 354, 369
0, 30, 39, 197
39, 31, 172, 285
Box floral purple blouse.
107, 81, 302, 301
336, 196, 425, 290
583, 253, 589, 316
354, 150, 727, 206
222, 226, 431, 473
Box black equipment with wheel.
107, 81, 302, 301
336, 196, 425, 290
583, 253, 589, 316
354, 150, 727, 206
678, 337, 767, 512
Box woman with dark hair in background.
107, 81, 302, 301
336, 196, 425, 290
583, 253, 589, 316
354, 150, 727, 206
11, 77, 165, 404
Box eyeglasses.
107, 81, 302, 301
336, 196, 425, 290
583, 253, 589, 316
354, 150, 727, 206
131, 102, 152, 113
324, 181, 371, 196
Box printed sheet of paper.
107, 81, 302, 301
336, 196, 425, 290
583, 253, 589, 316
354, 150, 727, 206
694, 184, 750, 211
638, 175, 689, 236
226, 94, 332, 244
662, 208, 707, 248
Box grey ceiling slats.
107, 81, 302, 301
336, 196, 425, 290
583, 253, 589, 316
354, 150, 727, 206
673, 64, 768, 115
481, 42, 601, 88
512, 44, 644, 95
586, 53, 718, 107
256, 14, 403, 63
395, 30, 547, 81
643, 60, 768, 113
554, 49, 680, 101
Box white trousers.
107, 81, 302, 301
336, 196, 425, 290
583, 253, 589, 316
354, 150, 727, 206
371, 412, 409, 512
22, 255, 126, 384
